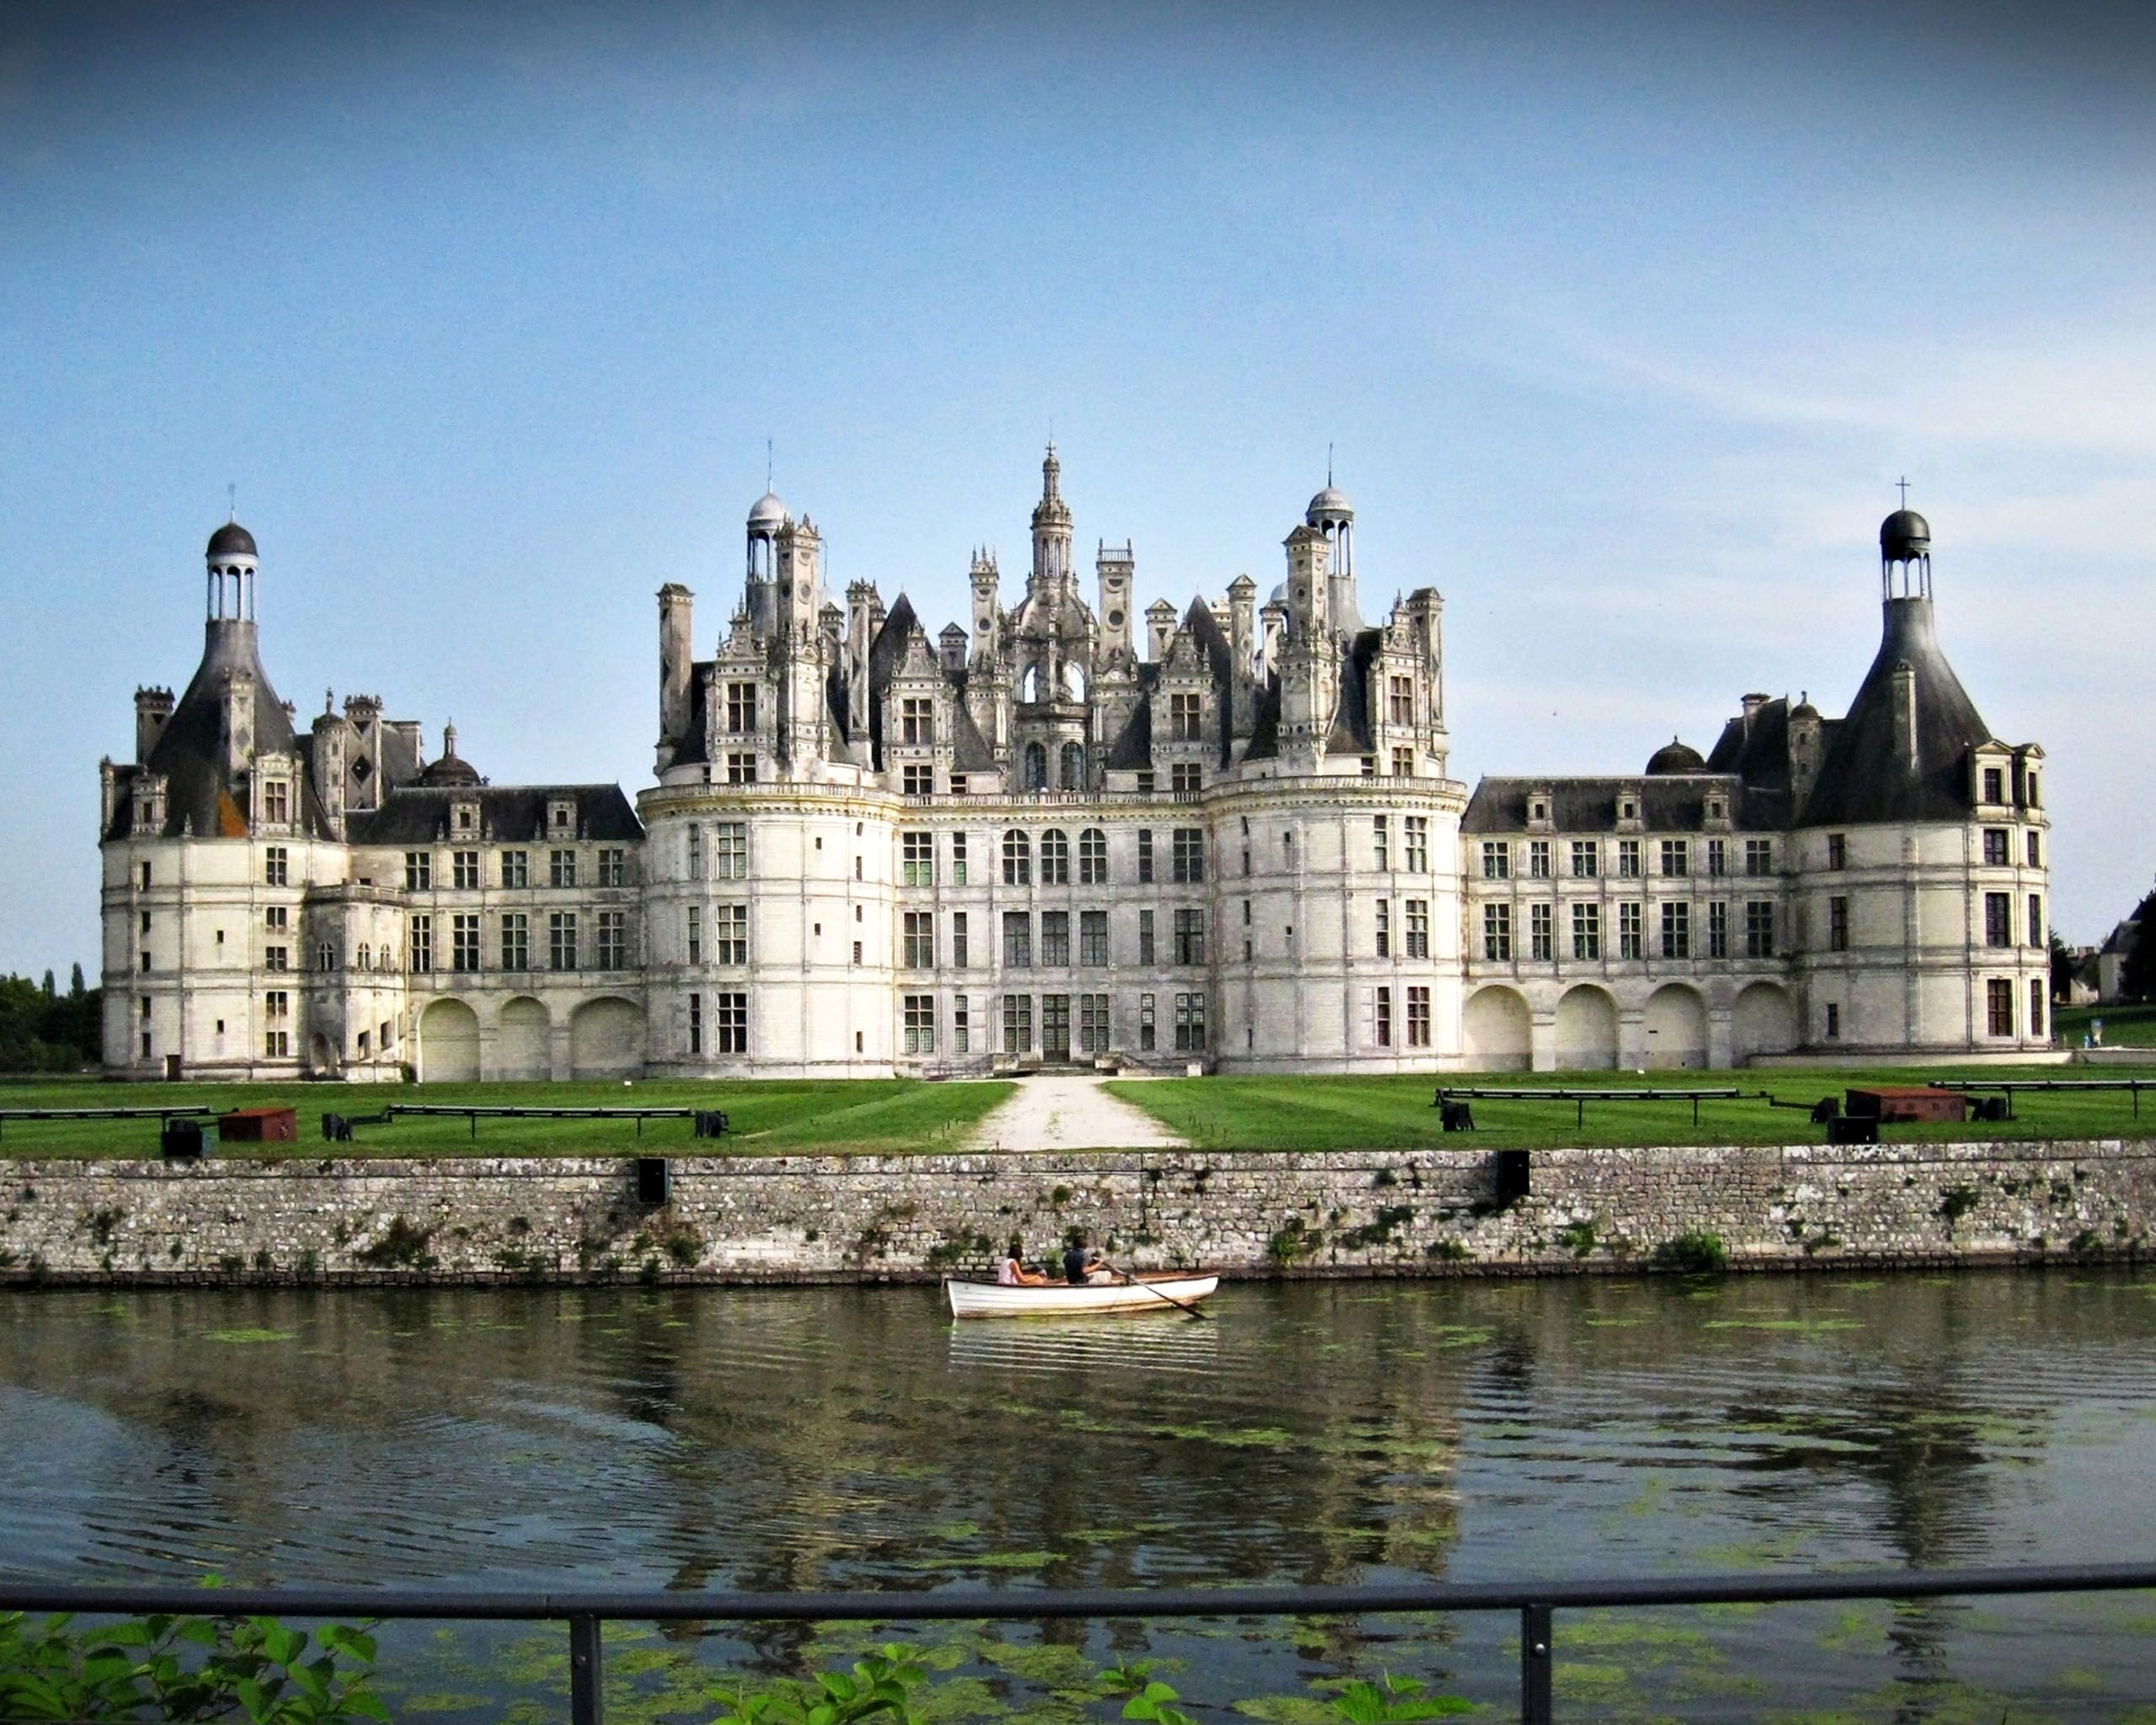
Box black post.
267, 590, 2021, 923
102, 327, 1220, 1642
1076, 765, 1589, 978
1520, 1603, 1552, 1725
570, 1612, 603, 1725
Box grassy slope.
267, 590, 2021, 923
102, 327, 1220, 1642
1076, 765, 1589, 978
2055, 1003, 2156, 1047
0, 1076, 1012, 1159
1107, 1064, 2156, 1152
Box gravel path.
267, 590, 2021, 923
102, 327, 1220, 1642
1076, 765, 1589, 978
963, 1073, 1187, 1151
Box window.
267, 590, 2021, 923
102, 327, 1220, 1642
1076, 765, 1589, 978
1987, 976, 2014, 1036
1825, 1002, 1841, 1040
265, 905, 289, 931
139, 861, 152, 889
1744, 838, 1774, 877
1003, 829, 1032, 885
1401, 898, 1428, 959
1375, 986, 1393, 1048
901, 763, 933, 796
1405, 817, 1428, 872
262, 946, 287, 972
1134, 770, 1154, 794
503, 912, 529, 969
1983, 766, 2005, 804
688, 991, 702, 1054
2031, 978, 2046, 1040
1708, 901, 1728, 959
1744, 901, 1775, 958
904, 994, 936, 1054
1390, 747, 1413, 778
950, 833, 969, 884
1173, 908, 1205, 965
1984, 892, 2012, 948
1172, 828, 1205, 884
1079, 828, 1107, 884
404, 851, 432, 891
1041, 829, 1070, 884
1174, 991, 1206, 1051
686, 825, 705, 879
902, 831, 934, 886
1660, 840, 1689, 877
596, 911, 627, 969
1482, 902, 1511, 962
714, 822, 748, 879
1571, 841, 1598, 879
1080, 993, 1111, 1054
448, 850, 478, 890
1373, 816, 1390, 870
1171, 761, 1201, 793
953, 995, 970, 1054
1530, 902, 1553, 960
1828, 896, 1849, 952
717, 991, 749, 1054
1827, 833, 1848, 871
355, 944, 370, 970
264, 1028, 290, 1060
1042, 911, 1070, 966
1572, 903, 1601, 960
1023, 743, 1048, 790
501, 849, 528, 889
1080, 910, 1108, 966
1139, 992, 1156, 1050
452, 914, 481, 971
1706, 838, 1727, 878
1388, 675, 1414, 725
1983, 828, 2009, 867
408, 915, 434, 973
1617, 839, 1641, 879
1529, 840, 1551, 879
550, 848, 578, 889
952, 911, 969, 968
1406, 985, 1431, 1048
2025, 830, 2042, 868
549, 911, 578, 970
1003, 911, 1032, 968
948, 772, 969, 797
1170, 692, 1202, 740
1619, 900, 1644, 959
728, 682, 758, 733
2028, 895, 2042, 949
1660, 901, 1690, 959
1375, 900, 1391, 958
851, 942, 862, 966
264, 846, 288, 887
1002, 994, 1033, 1054
315, 942, 334, 971
902, 912, 934, 968
1139, 909, 1156, 964
901, 697, 933, 745
598, 848, 627, 886
1136, 828, 1155, 883
261, 780, 289, 825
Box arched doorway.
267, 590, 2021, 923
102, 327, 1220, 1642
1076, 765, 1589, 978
1733, 982, 1798, 1062
1555, 985, 1619, 1070
1462, 986, 1531, 1071
418, 998, 481, 1083
1643, 984, 1708, 1070
498, 996, 550, 1081
572, 996, 644, 1078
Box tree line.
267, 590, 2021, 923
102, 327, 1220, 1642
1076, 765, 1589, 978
0, 967, 100, 1072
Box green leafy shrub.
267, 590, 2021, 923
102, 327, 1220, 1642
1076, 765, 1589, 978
1650, 1229, 1728, 1273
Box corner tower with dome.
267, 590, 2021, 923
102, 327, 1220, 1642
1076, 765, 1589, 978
98, 470, 2051, 1080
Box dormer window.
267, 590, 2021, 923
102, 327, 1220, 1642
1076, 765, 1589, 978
454, 801, 478, 834
260, 780, 289, 825
549, 798, 575, 835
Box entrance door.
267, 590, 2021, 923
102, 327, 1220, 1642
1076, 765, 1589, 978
1042, 994, 1071, 1063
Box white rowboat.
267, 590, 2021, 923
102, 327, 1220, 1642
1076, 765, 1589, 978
945, 1273, 1220, 1319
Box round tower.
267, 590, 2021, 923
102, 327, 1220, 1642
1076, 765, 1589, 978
745, 489, 789, 634
1880, 499, 1931, 602
1305, 483, 1358, 630
205, 521, 259, 623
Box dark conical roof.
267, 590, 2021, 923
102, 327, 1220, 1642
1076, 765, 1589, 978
207, 521, 258, 558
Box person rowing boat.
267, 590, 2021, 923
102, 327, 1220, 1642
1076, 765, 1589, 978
1061, 1232, 1117, 1285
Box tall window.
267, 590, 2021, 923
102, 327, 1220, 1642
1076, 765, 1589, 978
1482, 903, 1511, 962
1003, 829, 1032, 885
261, 780, 289, 825
1136, 829, 1155, 884
1002, 993, 1033, 1054
686, 825, 704, 880
1617, 840, 1641, 879
1744, 900, 1775, 958
502, 849, 529, 889
717, 992, 749, 1054
1373, 816, 1390, 869
1139, 992, 1156, 1050
687, 992, 702, 1055
951, 833, 969, 884
1987, 977, 2014, 1037
728, 756, 755, 793
1481, 841, 1508, 880
1983, 766, 2005, 804
595, 911, 627, 969
2030, 978, 2046, 1040
1404, 818, 1428, 870
452, 914, 481, 971
903, 995, 936, 1054
1619, 901, 1644, 959
1172, 828, 1205, 884
1530, 902, 1554, 961
1744, 838, 1774, 877
1041, 911, 1070, 966
1660, 840, 1689, 877
1060, 742, 1086, 790
1080, 911, 1108, 966
1041, 829, 1070, 884
1390, 747, 1414, 778
1139, 909, 1156, 964
1706, 838, 1727, 877
453, 850, 480, 889
264, 847, 290, 887
1003, 912, 1032, 968
903, 912, 934, 968
1024, 743, 1048, 791
1079, 828, 1107, 884
1406, 899, 1430, 959
1375, 986, 1393, 1048
549, 911, 579, 970
1080, 994, 1110, 1054
1388, 675, 1413, 725
1571, 840, 1598, 879
902, 831, 934, 886
2028, 895, 2043, 949
1708, 901, 1729, 959
1828, 896, 1849, 952
727, 682, 758, 733
1173, 908, 1205, 965
1659, 901, 1690, 959
549, 848, 578, 889
1572, 903, 1601, 960
901, 697, 933, 745
1374, 900, 1391, 958
712, 902, 748, 965
404, 852, 432, 891
2026, 830, 2041, 868
1174, 992, 1207, 1051
598, 848, 627, 886
952, 911, 969, 968
1529, 840, 1551, 879
1406, 986, 1431, 1048
1170, 692, 1202, 741
1827, 833, 1848, 870
953, 995, 970, 1054
408, 914, 434, 973
714, 822, 748, 880
685, 905, 702, 965
1984, 892, 2012, 948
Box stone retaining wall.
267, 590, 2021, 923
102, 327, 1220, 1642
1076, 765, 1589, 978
4, 1140, 2154, 1284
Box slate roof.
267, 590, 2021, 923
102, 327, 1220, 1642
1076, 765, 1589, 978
347, 784, 643, 845
1461, 775, 1756, 836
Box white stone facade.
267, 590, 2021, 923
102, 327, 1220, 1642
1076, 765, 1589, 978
99, 469, 2051, 1081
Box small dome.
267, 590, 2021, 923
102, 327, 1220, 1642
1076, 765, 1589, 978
418, 723, 481, 788
207, 521, 257, 559
1306, 486, 1353, 524
1881, 508, 1930, 561
1646, 738, 1707, 775
747, 490, 790, 531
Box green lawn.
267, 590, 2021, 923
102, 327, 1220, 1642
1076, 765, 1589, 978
2055, 1002, 2156, 1048
0, 1076, 1012, 1159
1107, 1064, 2156, 1152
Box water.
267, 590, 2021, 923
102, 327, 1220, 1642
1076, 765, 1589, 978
5, 1272, 2156, 1721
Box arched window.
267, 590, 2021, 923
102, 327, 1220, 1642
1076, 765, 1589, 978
1063, 662, 1087, 701
356, 943, 371, 970
1024, 742, 1048, 790
1041, 828, 1070, 884
1079, 828, 1107, 884
1059, 740, 1085, 791
1002, 829, 1032, 885
1020, 664, 1041, 702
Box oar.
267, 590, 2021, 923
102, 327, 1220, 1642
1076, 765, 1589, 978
1118, 1269, 1211, 1321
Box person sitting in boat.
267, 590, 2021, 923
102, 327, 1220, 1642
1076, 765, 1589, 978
997, 1241, 1051, 1286
1062, 1234, 1117, 1285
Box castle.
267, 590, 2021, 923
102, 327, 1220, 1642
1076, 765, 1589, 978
100, 449, 2052, 1079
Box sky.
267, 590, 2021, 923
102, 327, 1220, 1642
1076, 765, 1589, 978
1, 0, 2151, 977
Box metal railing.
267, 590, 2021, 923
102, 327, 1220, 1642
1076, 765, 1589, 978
4, 1562, 2153, 1725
